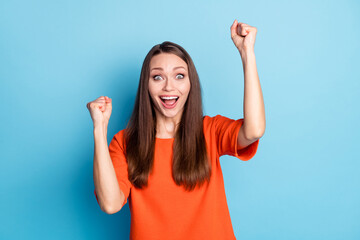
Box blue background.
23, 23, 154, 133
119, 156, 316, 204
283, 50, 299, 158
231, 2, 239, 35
1, 0, 359, 239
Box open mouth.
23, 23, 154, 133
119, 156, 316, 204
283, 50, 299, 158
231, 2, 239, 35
159, 96, 179, 108
160, 96, 179, 104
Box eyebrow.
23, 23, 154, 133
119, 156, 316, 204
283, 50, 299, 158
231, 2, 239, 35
150, 66, 186, 72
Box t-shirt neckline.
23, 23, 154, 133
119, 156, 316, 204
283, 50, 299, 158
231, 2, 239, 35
155, 137, 174, 140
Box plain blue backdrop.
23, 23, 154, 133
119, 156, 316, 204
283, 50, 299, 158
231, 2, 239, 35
1, 0, 359, 239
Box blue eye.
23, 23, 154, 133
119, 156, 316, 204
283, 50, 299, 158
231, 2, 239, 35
153, 74, 184, 80
176, 74, 184, 79
153, 75, 162, 80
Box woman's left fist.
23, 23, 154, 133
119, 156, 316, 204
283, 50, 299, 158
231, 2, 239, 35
230, 19, 257, 54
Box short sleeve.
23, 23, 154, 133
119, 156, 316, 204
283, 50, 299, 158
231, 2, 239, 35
213, 115, 260, 161
94, 130, 132, 208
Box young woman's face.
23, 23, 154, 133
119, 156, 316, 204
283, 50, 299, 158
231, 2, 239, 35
148, 53, 191, 121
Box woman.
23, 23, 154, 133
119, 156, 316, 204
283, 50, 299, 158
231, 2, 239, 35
87, 19, 265, 240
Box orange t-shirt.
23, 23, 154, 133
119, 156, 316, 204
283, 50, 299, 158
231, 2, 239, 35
94, 115, 260, 240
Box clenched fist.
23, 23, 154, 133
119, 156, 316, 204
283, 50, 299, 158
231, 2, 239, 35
86, 96, 112, 127
230, 19, 257, 54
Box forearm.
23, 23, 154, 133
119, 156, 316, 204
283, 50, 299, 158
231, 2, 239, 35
93, 124, 123, 214
240, 50, 266, 139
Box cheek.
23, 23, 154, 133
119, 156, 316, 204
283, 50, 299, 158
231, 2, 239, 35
148, 82, 158, 97
178, 80, 191, 95
148, 88, 157, 104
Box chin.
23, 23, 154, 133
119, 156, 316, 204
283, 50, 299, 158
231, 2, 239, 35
156, 103, 183, 119
160, 109, 180, 118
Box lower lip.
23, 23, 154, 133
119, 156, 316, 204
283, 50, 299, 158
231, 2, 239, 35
160, 99, 178, 109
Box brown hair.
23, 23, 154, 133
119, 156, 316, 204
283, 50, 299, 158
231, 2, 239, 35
124, 41, 210, 191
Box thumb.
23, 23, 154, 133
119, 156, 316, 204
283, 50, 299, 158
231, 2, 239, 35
230, 19, 238, 39
105, 96, 112, 107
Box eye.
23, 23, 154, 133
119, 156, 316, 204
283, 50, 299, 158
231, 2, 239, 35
153, 75, 162, 80
176, 74, 185, 79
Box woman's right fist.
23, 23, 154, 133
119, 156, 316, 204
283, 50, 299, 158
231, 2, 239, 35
86, 96, 112, 126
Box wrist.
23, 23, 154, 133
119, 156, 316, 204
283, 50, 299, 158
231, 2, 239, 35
239, 49, 256, 63
93, 122, 108, 133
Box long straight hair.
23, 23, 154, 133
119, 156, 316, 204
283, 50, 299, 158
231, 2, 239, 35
124, 41, 211, 191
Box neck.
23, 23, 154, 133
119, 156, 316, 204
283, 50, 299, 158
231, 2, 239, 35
155, 112, 182, 138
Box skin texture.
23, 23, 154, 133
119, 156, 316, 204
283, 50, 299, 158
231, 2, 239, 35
148, 53, 191, 139
230, 19, 266, 149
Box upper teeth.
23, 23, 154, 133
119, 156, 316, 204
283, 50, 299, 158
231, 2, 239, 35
160, 96, 178, 100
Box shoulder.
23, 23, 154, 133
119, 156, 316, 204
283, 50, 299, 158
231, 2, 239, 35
203, 114, 224, 134
203, 114, 230, 127
112, 129, 126, 140
111, 129, 127, 150
203, 114, 221, 122
204, 114, 242, 122
203, 114, 244, 134
114, 129, 126, 138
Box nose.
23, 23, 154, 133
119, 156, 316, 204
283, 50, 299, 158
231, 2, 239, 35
163, 78, 174, 91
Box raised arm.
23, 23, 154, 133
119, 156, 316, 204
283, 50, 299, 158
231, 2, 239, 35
93, 123, 125, 214
87, 96, 125, 214
230, 19, 266, 149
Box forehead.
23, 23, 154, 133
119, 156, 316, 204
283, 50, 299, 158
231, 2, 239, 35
149, 53, 188, 71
